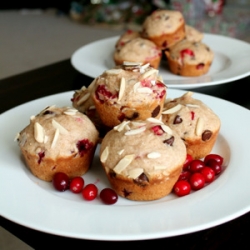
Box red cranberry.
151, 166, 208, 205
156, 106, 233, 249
183, 154, 193, 171
82, 184, 98, 201
76, 139, 93, 157
70, 176, 84, 193
173, 180, 191, 197
52, 172, 70, 192
189, 159, 205, 173
200, 167, 215, 183
205, 159, 222, 175
189, 173, 205, 190
100, 188, 118, 205
204, 154, 224, 166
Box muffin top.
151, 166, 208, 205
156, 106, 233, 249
166, 39, 214, 65
114, 37, 162, 64
115, 29, 141, 51
142, 9, 185, 37
92, 62, 166, 107
16, 106, 99, 159
185, 25, 204, 42
161, 92, 220, 141
100, 118, 186, 179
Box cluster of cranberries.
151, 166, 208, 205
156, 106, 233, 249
173, 153, 224, 197
52, 172, 118, 205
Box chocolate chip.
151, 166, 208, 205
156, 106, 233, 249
202, 130, 212, 141
173, 115, 183, 124
134, 173, 149, 187
126, 112, 139, 120
151, 105, 160, 117
43, 110, 54, 115
163, 136, 175, 146
122, 188, 132, 197
109, 170, 116, 179
162, 41, 168, 48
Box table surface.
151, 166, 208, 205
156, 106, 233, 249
1, 59, 250, 249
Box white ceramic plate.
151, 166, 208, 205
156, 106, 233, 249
71, 34, 250, 89
1, 90, 250, 241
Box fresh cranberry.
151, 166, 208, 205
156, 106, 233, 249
38, 151, 45, 164
151, 125, 164, 135
82, 184, 98, 201
206, 159, 222, 175
189, 159, 205, 173
178, 170, 191, 181
95, 85, 118, 103
183, 154, 193, 170
200, 167, 215, 183
189, 173, 205, 190
52, 172, 70, 192
100, 188, 118, 205
76, 139, 93, 157
204, 154, 224, 166
70, 176, 84, 193
173, 180, 191, 197
196, 63, 205, 70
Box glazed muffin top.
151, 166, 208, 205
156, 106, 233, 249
166, 39, 214, 65
161, 92, 220, 141
114, 37, 162, 65
100, 118, 186, 179
16, 106, 99, 159
92, 62, 166, 107
142, 9, 185, 37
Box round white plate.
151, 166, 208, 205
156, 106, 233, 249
1, 90, 250, 241
71, 34, 250, 89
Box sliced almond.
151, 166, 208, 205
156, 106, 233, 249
114, 120, 130, 132
186, 104, 200, 108
161, 124, 173, 135
123, 61, 142, 66
147, 152, 161, 159
142, 68, 158, 79
133, 81, 141, 92
141, 63, 150, 70
118, 77, 126, 101
76, 93, 90, 105
183, 91, 193, 98
125, 126, 146, 135
34, 122, 45, 143
147, 117, 163, 124
100, 146, 109, 163
113, 154, 135, 174
195, 117, 204, 136
162, 104, 182, 114
51, 128, 59, 148
117, 149, 124, 155
30, 115, 35, 121
64, 108, 78, 116
52, 119, 69, 135
127, 168, 144, 179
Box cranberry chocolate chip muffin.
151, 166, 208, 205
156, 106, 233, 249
114, 37, 162, 69
141, 9, 186, 50
91, 62, 167, 129
99, 118, 187, 201
165, 39, 214, 77
161, 92, 220, 159
16, 106, 99, 181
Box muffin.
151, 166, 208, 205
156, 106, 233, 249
16, 106, 99, 181
161, 92, 220, 159
71, 81, 109, 139
91, 62, 167, 129
141, 9, 186, 50
185, 25, 204, 42
99, 118, 187, 201
115, 29, 141, 51
113, 37, 162, 69
164, 39, 214, 77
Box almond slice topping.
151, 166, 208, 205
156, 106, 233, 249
118, 77, 126, 101
51, 128, 59, 148
76, 92, 90, 105
114, 120, 130, 132
142, 68, 158, 79
147, 152, 161, 159
161, 124, 173, 135
133, 81, 141, 92
128, 168, 144, 179
52, 119, 69, 135
113, 154, 135, 174
147, 117, 163, 124
34, 122, 45, 143
195, 117, 204, 136
123, 61, 142, 66
185, 104, 200, 108
162, 104, 182, 114
100, 146, 109, 163
64, 108, 78, 116
125, 126, 146, 135
117, 149, 124, 155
